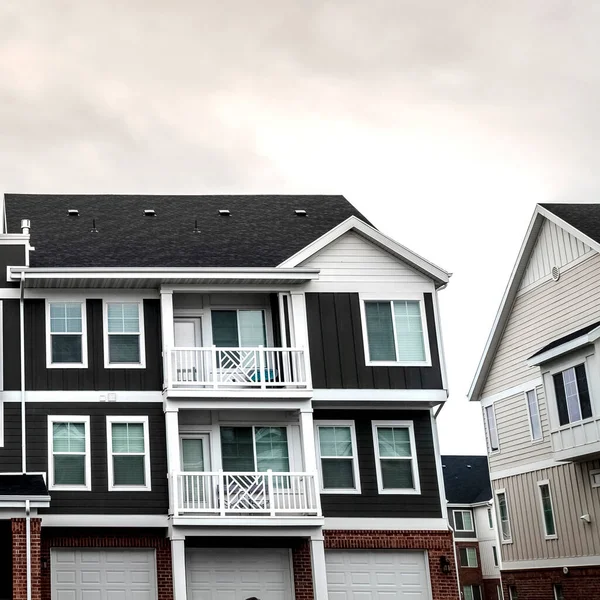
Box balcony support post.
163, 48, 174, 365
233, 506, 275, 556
310, 536, 329, 600
171, 537, 188, 600
165, 409, 181, 516
300, 409, 318, 474
290, 292, 312, 388
160, 289, 175, 389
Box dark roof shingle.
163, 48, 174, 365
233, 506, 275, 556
528, 320, 600, 360
541, 203, 600, 245
441, 455, 492, 505
0, 474, 48, 496
5, 194, 371, 268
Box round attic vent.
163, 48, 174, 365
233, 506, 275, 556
551, 266, 560, 281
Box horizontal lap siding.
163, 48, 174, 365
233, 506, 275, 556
482, 253, 600, 398
306, 293, 443, 390
314, 409, 441, 518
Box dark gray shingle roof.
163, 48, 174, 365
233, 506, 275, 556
441, 455, 492, 504
528, 320, 600, 360
541, 203, 600, 245
0, 474, 48, 496
5, 194, 371, 268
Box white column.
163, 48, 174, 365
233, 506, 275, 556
290, 292, 312, 388
160, 289, 175, 389
171, 538, 187, 600
310, 537, 329, 600
165, 409, 181, 515
299, 408, 317, 474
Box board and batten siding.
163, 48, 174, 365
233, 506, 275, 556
494, 459, 600, 563
488, 386, 553, 472
519, 218, 593, 291
481, 251, 600, 398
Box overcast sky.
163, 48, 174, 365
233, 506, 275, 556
2, 1, 600, 454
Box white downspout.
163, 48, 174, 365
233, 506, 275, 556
20, 271, 26, 473
25, 499, 31, 600
448, 523, 461, 598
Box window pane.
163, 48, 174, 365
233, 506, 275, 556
238, 311, 266, 347
527, 390, 542, 440
53, 423, 85, 453
50, 303, 82, 334
113, 455, 145, 485
112, 423, 145, 453
377, 427, 411, 457
107, 303, 139, 334
255, 427, 289, 472
488, 508, 494, 528
466, 547, 477, 566
51, 335, 82, 363
109, 335, 140, 363
322, 458, 355, 489
576, 364, 592, 420
498, 493, 511, 540
365, 302, 395, 361
319, 427, 353, 457
212, 311, 240, 347
221, 427, 254, 471
381, 459, 413, 489
182, 439, 205, 472
563, 367, 582, 423
462, 511, 474, 530
486, 406, 499, 451
455, 511, 464, 530
492, 546, 498, 567
553, 372, 570, 426
464, 586, 474, 600
540, 484, 556, 536
54, 455, 85, 485
393, 301, 425, 361
459, 547, 467, 566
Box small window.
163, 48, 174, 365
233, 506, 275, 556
538, 481, 557, 538
590, 469, 600, 488
107, 417, 151, 491
220, 426, 289, 472
47, 301, 87, 367
372, 422, 420, 494
362, 299, 430, 365
553, 364, 592, 425
508, 585, 518, 600
463, 585, 482, 600
315, 422, 360, 493
488, 507, 494, 528
497, 490, 512, 543
104, 302, 145, 368
485, 405, 499, 452
526, 389, 543, 441
553, 584, 564, 600
459, 547, 478, 567
454, 509, 474, 532
48, 416, 91, 490
492, 545, 499, 567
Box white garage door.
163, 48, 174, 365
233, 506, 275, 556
51, 548, 157, 600
186, 547, 293, 600
326, 550, 430, 599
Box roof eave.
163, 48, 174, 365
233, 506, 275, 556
527, 325, 600, 367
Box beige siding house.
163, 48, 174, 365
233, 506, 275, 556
469, 204, 600, 600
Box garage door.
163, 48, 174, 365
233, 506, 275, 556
51, 548, 157, 600
326, 550, 430, 599
186, 548, 293, 600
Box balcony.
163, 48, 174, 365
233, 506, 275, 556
171, 471, 321, 525
167, 346, 310, 394
551, 416, 600, 461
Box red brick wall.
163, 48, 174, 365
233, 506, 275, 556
292, 541, 314, 600
12, 518, 42, 600
39, 530, 173, 600
502, 566, 600, 600
482, 578, 501, 600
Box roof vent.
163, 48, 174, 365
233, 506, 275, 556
295, 209, 307, 217
551, 266, 560, 281
90, 218, 99, 233
68, 209, 79, 217
219, 209, 230, 216
21, 219, 30, 235
144, 209, 156, 217
193, 219, 201, 234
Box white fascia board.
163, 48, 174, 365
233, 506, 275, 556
171, 517, 325, 528
527, 327, 600, 367
41, 514, 169, 528
323, 517, 450, 531
277, 216, 451, 286
0, 235, 29, 244
311, 389, 447, 402
1, 391, 163, 403
468, 209, 546, 402
502, 555, 600, 570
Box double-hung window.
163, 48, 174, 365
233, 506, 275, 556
107, 416, 151, 491
553, 364, 592, 425
372, 422, 420, 494
220, 426, 289, 472
104, 301, 145, 368
48, 416, 91, 490
496, 489, 512, 543
538, 480, 557, 538
463, 585, 482, 600
454, 509, 474, 532
47, 301, 87, 367
362, 298, 430, 365
315, 422, 360, 493
492, 545, 499, 567
485, 405, 499, 452
526, 389, 543, 441
459, 547, 478, 567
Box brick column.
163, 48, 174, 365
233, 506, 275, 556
12, 518, 42, 600
292, 540, 315, 600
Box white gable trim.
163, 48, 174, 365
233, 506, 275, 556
277, 216, 450, 286
468, 205, 600, 402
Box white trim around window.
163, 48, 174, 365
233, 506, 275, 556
359, 293, 432, 367
453, 508, 475, 532
45, 300, 88, 368
525, 388, 543, 442
371, 421, 420, 495
314, 420, 361, 494
484, 403, 500, 453
537, 479, 558, 540
496, 488, 513, 544
48, 416, 91, 491
103, 300, 146, 369
106, 416, 151, 491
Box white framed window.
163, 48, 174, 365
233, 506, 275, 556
488, 507, 494, 528
492, 545, 499, 567
553, 584, 564, 600
590, 468, 600, 488
485, 404, 499, 452
496, 489, 512, 543
48, 416, 91, 491
46, 301, 88, 368
359, 295, 431, 366
453, 509, 474, 532
372, 421, 420, 494
106, 416, 151, 491
315, 421, 361, 494
552, 364, 592, 425
220, 426, 290, 472
537, 480, 557, 539
103, 301, 146, 368
508, 585, 518, 600
525, 389, 543, 441
463, 585, 482, 600
211, 309, 268, 347
459, 547, 478, 567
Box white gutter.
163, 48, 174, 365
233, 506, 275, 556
20, 272, 26, 473
25, 499, 31, 600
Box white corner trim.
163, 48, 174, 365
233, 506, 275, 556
480, 378, 543, 407
323, 517, 450, 531
277, 216, 450, 285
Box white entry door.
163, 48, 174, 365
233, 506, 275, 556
51, 548, 157, 600
326, 550, 430, 599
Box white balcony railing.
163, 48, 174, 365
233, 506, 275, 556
551, 415, 600, 460
173, 471, 320, 518
168, 346, 309, 389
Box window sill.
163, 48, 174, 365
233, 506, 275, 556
50, 485, 91, 492
455, 529, 475, 534
47, 363, 88, 369
377, 488, 421, 495
105, 363, 146, 369
320, 489, 361, 495
366, 360, 432, 368
108, 486, 152, 492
